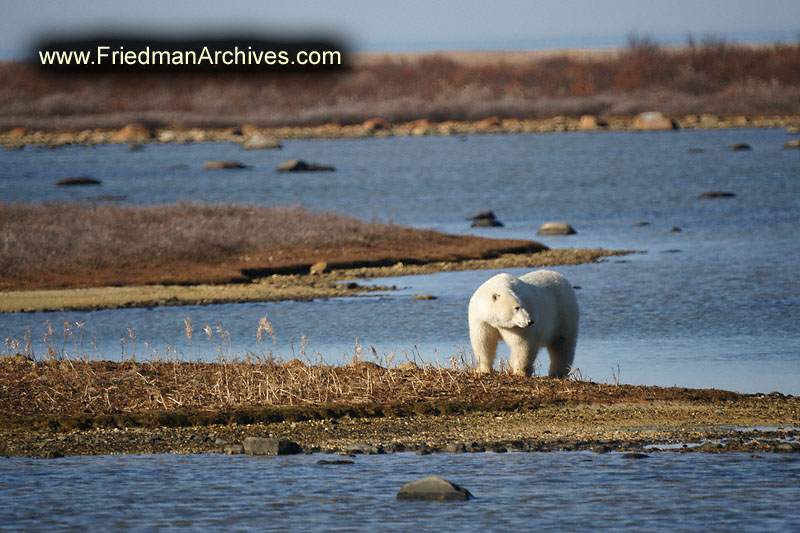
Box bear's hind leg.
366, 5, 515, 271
546, 335, 576, 378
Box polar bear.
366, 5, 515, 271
468, 270, 578, 378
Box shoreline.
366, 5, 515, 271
1, 248, 630, 313
2, 114, 800, 149
2, 394, 798, 458
1, 357, 798, 458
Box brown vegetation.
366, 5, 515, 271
2, 38, 800, 130
0, 202, 546, 290
0, 349, 744, 432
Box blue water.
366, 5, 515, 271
2, 129, 799, 394
1, 452, 799, 531
2, 129, 800, 529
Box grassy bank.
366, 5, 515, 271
0, 202, 548, 291
1, 354, 798, 457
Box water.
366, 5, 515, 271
1, 451, 799, 531
2, 128, 799, 394
2, 129, 800, 529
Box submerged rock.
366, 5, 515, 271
730, 142, 752, 151
537, 221, 577, 235
397, 476, 474, 501
698, 191, 736, 199
203, 160, 248, 170
55, 176, 102, 186
277, 159, 335, 172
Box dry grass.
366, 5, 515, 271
2, 38, 800, 129
0, 202, 544, 290
0, 317, 737, 429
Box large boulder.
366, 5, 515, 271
362, 117, 391, 132
243, 437, 302, 456
537, 221, 576, 235
633, 112, 677, 131
396, 476, 474, 501
579, 115, 607, 131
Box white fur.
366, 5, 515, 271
468, 270, 579, 378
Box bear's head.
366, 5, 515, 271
488, 289, 532, 330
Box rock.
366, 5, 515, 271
730, 142, 752, 151
309, 261, 328, 275
537, 221, 577, 235
362, 117, 391, 132
444, 442, 467, 453
579, 115, 607, 130
345, 443, 383, 455
396, 476, 474, 501
394, 361, 418, 371
475, 116, 501, 129
411, 294, 437, 300
243, 437, 302, 456
224, 443, 244, 455
128, 143, 144, 151
698, 191, 736, 199
55, 177, 102, 186
623, 452, 650, 459
468, 211, 503, 227
466, 210, 497, 221
281, 358, 306, 368
112, 123, 153, 143
670, 226, 682, 232
157, 130, 178, 143
7, 127, 26, 136
277, 159, 335, 172
203, 160, 248, 170
242, 134, 282, 150
633, 111, 678, 131
471, 218, 503, 227
783, 139, 800, 149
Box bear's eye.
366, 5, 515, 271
514, 305, 521, 311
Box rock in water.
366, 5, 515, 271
396, 476, 474, 501
537, 221, 576, 235
203, 160, 248, 170
55, 177, 102, 186
277, 159, 335, 172
243, 437, 302, 456
698, 191, 736, 199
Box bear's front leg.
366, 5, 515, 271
501, 330, 536, 377
470, 320, 500, 373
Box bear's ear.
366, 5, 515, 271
492, 293, 499, 301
